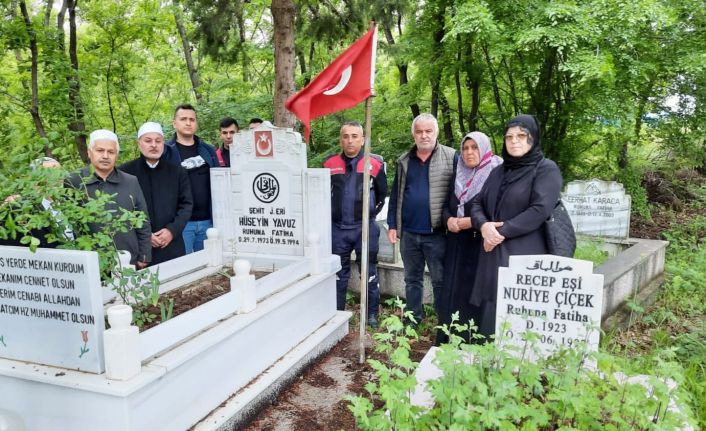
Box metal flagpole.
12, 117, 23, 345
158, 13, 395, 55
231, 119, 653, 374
358, 21, 377, 365
359, 95, 373, 365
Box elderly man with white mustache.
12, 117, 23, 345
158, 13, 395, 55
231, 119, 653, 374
67, 129, 151, 268
386, 113, 457, 326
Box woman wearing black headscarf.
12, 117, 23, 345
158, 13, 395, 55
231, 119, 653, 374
436, 131, 502, 345
469, 114, 563, 339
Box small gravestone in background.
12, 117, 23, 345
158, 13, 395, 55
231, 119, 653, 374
495, 255, 604, 360
375, 198, 396, 263
0, 246, 105, 372
562, 179, 631, 238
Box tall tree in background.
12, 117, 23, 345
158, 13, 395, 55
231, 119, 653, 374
372, 0, 420, 119
173, 0, 202, 104
271, 0, 296, 127
62, 0, 88, 163
18, 1, 49, 147
0, 0, 705, 178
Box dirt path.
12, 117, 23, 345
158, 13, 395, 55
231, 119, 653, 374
242, 328, 433, 431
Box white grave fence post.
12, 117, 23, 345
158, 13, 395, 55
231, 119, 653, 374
231, 259, 256, 313
305, 233, 322, 275
103, 304, 141, 381
204, 228, 223, 267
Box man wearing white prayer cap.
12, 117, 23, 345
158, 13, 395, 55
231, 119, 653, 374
67, 129, 152, 268
120, 122, 193, 265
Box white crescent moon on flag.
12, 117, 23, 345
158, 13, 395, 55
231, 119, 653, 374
323, 65, 352, 95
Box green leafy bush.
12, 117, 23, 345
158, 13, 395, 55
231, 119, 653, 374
349, 304, 696, 430
0, 167, 169, 328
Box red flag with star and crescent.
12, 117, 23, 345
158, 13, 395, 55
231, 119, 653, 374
285, 26, 377, 142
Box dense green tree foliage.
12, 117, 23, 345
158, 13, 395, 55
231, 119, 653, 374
1, 0, 704, 187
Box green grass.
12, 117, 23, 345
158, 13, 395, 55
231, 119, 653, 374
574, 238, 611, 267
606, 209, 706, 429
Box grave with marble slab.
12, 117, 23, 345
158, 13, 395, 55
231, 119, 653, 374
0, 124, 347, 431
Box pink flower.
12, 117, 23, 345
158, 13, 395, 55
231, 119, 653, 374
81, 330, 88, 343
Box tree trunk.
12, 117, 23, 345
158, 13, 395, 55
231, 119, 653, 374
380, 20, 419, 119
455, 66, 465, 135
66, 0, 88, 163
306, 42, 315, 86
528, 48, 557, 138
428, 0, 447, 120
463, 35, 481, 132
57, 0, 67, 50
501, 57, 520, 114
439, 92, 453, 145
105, 49, 117, 132
430, 80, 440, 119
233, 0, 250, 82
482, 44, 506, 120
620, 85, 652, 169
19, 0, 49, 147
271, 0, 296, 128
295, 46, 307, 77
43, 0, 54, 27
174, 0, 202, 104
467, 75, 480, 132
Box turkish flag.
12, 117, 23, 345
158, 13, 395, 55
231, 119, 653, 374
285, 26, 377, 142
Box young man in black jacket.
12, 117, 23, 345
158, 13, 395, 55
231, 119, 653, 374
161, 104, 217, 253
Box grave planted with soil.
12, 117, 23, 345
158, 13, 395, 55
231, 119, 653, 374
140, 268, 270, 331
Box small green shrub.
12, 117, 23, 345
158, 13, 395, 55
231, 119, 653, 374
615, 165, 651, 219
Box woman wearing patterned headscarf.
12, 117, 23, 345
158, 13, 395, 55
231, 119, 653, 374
436, 131, 502, 345
469, 114, 563, 340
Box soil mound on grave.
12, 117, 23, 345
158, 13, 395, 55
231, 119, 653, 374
141, 268, 270, 331
631, 169, 706, 240
642, 169, 704, 211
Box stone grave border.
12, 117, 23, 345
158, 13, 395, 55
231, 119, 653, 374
351, 229, 668, 329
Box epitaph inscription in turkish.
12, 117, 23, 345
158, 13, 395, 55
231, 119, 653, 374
562, 179, 631, 238
0, 246, 105, 373
237, 170, 302, 250
495, 255, 604, 360
217, 125, 306, 256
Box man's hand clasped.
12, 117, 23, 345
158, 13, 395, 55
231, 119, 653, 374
151, 228, 174, 249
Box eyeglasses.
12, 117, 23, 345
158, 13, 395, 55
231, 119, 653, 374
504, 133, 528, 143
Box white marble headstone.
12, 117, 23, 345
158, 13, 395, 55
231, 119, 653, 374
495, 254, 604, 360
562, 179, 631, 238
212, 125, 307, 256
0, 246, 105, 372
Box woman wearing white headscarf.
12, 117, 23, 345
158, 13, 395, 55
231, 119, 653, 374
436, 131, 502, 345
